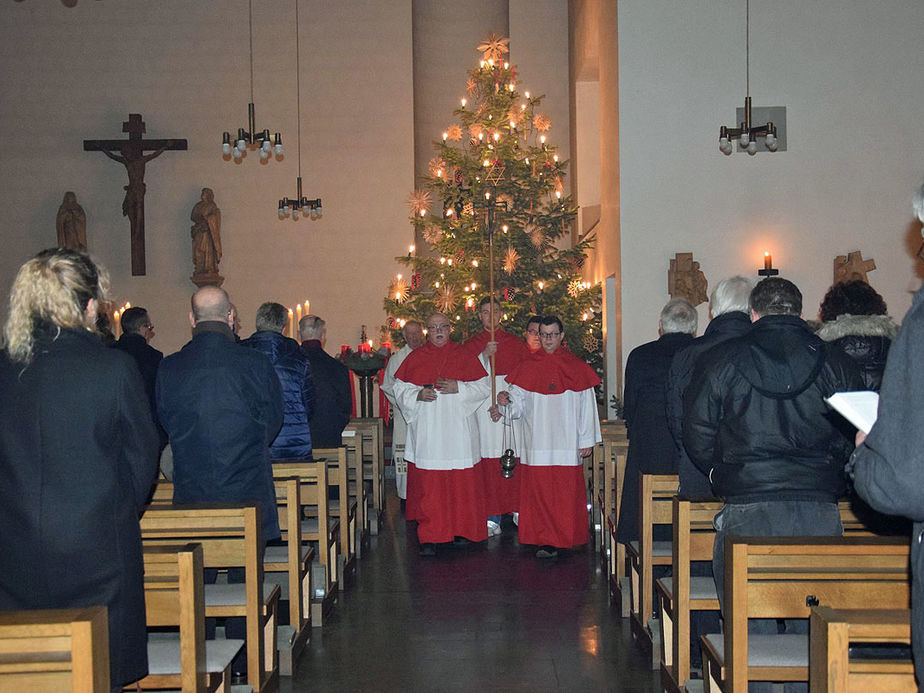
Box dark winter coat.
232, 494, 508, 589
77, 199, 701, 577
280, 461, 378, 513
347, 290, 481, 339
0, 325, 160, 686
616, 331, 693, 543
666, 311, 752, 497
114, 331, 166, 446
815, 313, 898, 391
683, 314, 863, 503
850, 286, 924, 684
243, 330, 314, 460
301, 340, 352, 448
156, 322, 284, 541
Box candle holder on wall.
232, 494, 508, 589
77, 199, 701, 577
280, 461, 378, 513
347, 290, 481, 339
758, 251, 779, 277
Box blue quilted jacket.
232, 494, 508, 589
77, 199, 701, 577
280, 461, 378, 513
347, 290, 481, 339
243, 330, 314, 460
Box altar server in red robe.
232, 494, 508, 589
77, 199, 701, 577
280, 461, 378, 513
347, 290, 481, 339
394, 313, 491, 555
495, 315, 601, 559
464, 297, 531, 535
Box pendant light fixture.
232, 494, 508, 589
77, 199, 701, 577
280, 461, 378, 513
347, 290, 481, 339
221, 0, 283, 162
718, 0, 779, 156
278, 0, 321, 220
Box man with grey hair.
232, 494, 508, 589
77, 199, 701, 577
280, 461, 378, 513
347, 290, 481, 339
616, 297, 696, 547
243, 302, 314, 460
667, 276, 753, 496
299, 314, 352, 448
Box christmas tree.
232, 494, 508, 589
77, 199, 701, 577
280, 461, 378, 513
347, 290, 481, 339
383, 34, 602, 375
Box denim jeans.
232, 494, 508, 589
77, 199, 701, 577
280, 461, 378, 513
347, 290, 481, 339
712, 500, 842, 693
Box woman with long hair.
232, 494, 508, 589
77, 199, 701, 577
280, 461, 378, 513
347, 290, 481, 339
0, 248, 159, 691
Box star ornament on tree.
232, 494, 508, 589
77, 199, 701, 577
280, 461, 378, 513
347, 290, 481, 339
504, 247, 520, 275
485, 161, 505, 186
477, 34, 510, 63
407, 189, 431, 216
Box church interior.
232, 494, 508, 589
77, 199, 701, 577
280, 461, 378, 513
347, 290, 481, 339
1, 0, 923, 691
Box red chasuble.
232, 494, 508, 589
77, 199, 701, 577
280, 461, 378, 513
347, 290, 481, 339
394, 340, 486, 385
395, 341, 489, 542
506, 347, 601, 548
506, 346, 601, 393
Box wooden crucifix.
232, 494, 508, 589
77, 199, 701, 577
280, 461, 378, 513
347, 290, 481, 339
84, 114, 187, 275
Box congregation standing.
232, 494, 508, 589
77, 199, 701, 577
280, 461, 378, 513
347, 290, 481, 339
7, 203, 924, 690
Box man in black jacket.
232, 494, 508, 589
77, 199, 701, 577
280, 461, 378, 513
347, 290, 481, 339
299, 314, 352, 448
115, 306, 165, 449
616, 297, 696, 546
666, 276, 753, 497
683, 278, 862, 617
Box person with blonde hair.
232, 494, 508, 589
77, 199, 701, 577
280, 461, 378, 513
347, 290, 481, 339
0, 248, 159, 692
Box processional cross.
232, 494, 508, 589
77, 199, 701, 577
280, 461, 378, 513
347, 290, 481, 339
84, 114, 187, 275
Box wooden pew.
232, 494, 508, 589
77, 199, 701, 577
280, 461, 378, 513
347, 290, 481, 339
701, 536, 911, 693
657, 497, 723, 692
139, 504, 280, 693
626, 472, 678, 668
0, 606, 110, 693
345, 418, 385, 534
596, 420, 627, 546
337, 430, 370, 551
139, 543, 245, 693
148, 478, 314, 674
603, 437, 630, 617
311, 446, 360, 569
265, 477, 315, 675
657, 499, 904, 692
810, 606, 915, 692
269, 461, 339, 627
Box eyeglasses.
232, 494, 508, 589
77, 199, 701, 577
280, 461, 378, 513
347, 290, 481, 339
539, 332, 561, 339
526, 328, 539, 335
428, 324, 452, 332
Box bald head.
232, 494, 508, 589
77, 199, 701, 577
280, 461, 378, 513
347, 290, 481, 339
190, 286, 232, 325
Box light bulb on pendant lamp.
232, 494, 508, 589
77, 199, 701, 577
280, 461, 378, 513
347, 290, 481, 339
747, 140, 758, 155
222, 133, 232, 155
273, 134, 283, 156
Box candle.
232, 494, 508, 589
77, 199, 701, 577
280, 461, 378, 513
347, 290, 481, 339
288, 309, 294, 338
113, 311, 120, 339
296, 303, 302, 323
304, 300, 310, 316
764, 251, 772, 270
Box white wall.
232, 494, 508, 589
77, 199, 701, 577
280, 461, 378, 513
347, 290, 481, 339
0, 0, 415, 355
618, 1, 924, 364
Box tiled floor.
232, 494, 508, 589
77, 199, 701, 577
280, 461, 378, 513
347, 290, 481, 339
280, 490, 661, 692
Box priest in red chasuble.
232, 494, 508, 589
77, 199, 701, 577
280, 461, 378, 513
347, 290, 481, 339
394, 313, 490, 555
463, 297, 531, 532
495, 315, 602, 559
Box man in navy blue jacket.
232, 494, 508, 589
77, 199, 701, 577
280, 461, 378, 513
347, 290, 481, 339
156, 286, 283, 543
243, 302, 314, 460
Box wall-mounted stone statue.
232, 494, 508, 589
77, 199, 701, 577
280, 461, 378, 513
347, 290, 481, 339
56, 191, 87, 252
668, 252, 708, 306
190, 187, 223, 287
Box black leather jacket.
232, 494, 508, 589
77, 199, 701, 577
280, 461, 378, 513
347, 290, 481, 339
683, 315, 863, 503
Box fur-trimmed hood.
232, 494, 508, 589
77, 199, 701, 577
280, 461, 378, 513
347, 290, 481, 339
816, 313, 899, 342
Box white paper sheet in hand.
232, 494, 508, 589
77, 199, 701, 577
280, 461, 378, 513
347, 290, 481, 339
825, 391, 879, 434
